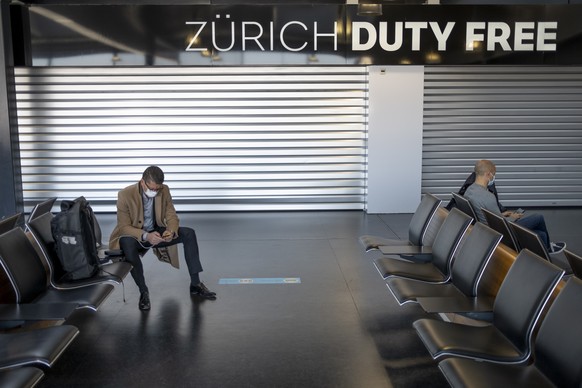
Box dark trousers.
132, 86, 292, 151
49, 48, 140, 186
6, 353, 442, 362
516, 213, 550, 250
120, 226, 203, 293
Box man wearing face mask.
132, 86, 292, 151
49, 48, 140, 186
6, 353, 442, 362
464, 159, 565, 254
109, 165, 216, 310
445, 170, 505, 212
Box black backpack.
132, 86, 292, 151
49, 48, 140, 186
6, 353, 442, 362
51, 196, 99, 280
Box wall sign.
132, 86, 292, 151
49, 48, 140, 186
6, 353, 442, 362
24, 4, 582, 66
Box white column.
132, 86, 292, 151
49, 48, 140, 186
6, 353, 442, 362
366, 66, 424, 213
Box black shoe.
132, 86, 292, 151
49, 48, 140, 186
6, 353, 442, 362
190, 283, 217, 300
139, 291, 151, 310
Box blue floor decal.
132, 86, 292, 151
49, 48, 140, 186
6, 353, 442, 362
219, 278, 301, 285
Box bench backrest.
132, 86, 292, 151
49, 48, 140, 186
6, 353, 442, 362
0, 228, 50, 303
26, 197, 56, 225
451, 193, 478, 224
534, 277, 582, 387
0, 213, 22, 236
493, 249, 564, 357
409, 193, 442, 246
564, 250, 582, 279
27, 212, 69, 283
450, 222, 502, 296
508, 221, 550, 261
482, 208, 520, 252
430, 208, 472, 277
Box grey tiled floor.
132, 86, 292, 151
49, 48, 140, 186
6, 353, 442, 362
36, 208, 582, 388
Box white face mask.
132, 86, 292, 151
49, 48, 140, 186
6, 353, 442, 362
488, 175, 496, 187
143, 180, 159, 198
144, 189, 158, 198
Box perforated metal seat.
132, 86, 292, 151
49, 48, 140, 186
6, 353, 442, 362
0, 213, 22, 236
564, 249, 582, 279
359, 193, 442, 252
413, 249, 564, 363
509, 221, 551, 260
0, 228, 114, 311
386, 222, 502, 306
0, 325, 79, 370
482, 208, 520, 252
374, 208, 472, 282
451, 193, 479, 224
25, 197, 57, 226
438, 277, 582, 388
0, 367, 44, 388
508, 221, 571, 274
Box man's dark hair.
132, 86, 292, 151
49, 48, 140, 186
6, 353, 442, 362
142, 166, 164, 184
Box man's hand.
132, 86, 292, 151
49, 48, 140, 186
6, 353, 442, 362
512, 212, 524, 219
502, 210, 523, 219
146, 231, 165, 245
161, 230, 174, 242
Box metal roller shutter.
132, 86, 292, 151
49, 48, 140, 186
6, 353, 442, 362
15, 66, 368, 212
423, 66, 582, 207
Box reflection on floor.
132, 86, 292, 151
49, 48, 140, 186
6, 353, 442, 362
37, 208, 582, 388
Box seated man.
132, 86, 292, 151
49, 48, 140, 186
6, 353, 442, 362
109, 165, 216, 310
464, 160, 565, 254
445, 171, 505, 212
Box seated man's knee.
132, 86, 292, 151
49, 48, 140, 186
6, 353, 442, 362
119, 237, 143, 262
120, 236, 136, 248
178, 226, 196, 240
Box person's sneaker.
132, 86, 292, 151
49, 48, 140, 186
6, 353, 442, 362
139, 291, 151, 310
190, 283, 217, 300
549, 241, 566, 255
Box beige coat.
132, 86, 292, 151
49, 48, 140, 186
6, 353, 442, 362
109, 182, 180, 268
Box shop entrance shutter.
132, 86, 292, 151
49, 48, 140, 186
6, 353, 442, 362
15, 66, 368, 211
423, 66, 582, 207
